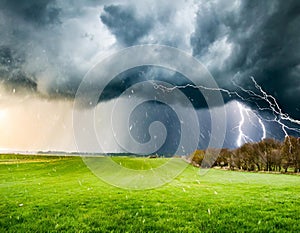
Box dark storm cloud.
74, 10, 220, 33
0, 0, 193, 102
0, 0, 107, 98
100, 5, 153, 46
98, 0, 300, 122
99, 66, 208, 109
0, 46, 37, 93
0, 0, 60, 25
0, 0, 299, 122
0, 0, 60, 93
0, 0, 57, 94
191, 0, 300, 119
190, 4, 225, 57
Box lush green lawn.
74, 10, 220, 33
0, 155, 299, 232
111, 156, 167, 170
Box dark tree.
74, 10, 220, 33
282, 136, 300, 173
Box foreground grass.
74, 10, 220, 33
0, 155, 299, 232
111, 156, 167, 170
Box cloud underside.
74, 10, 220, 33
0, 0, 299, 119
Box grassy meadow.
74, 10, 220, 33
0, 154, 299, 232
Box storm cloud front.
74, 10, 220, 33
0, 0, 299, 153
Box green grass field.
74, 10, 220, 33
0, 155, 299, 232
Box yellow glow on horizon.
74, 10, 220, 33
0, 97, 77, 152
0, 109, 6, 119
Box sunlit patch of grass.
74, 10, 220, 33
111, 156, 168, 170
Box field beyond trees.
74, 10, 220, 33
0, 154, 299, 232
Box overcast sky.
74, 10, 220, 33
0, 0, 299, 152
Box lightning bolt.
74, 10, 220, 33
232, 76, 300, 150
151, 76, 300, 147
236, 102, 266, 147
236, 102, 247, 147
233, 77, 300, 135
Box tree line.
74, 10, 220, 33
190, 136, 300, 173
